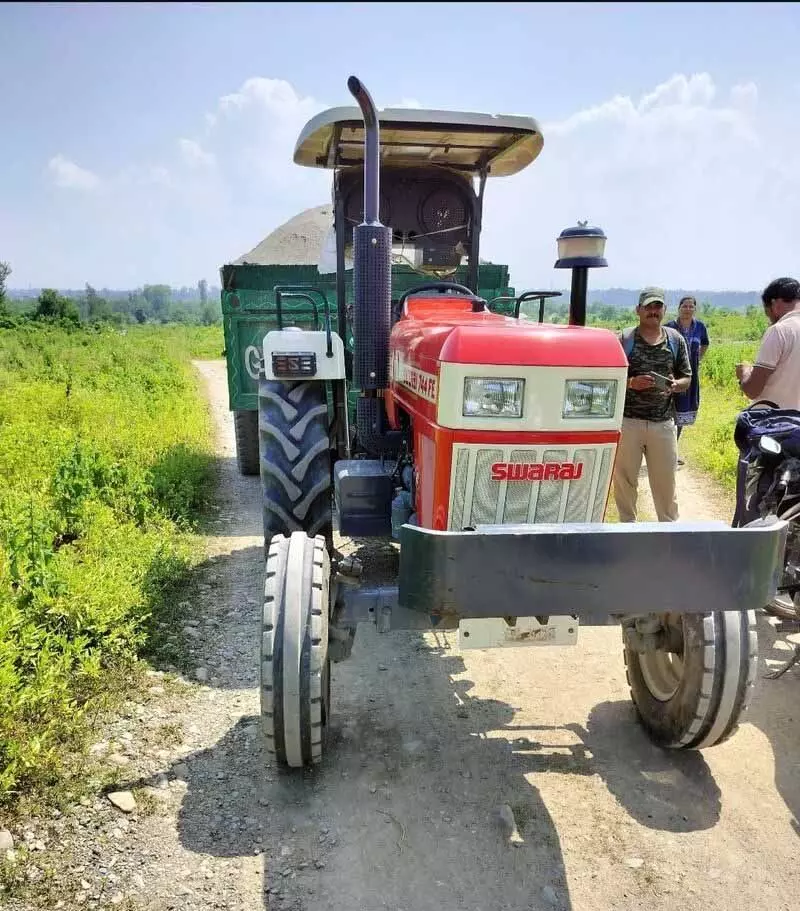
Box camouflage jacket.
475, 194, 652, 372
620, 327, 692, 422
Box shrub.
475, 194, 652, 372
0, 322, 215, 811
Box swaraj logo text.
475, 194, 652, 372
491, 461, 584, 482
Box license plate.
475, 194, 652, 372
458, 616, 578, 650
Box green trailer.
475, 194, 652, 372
220, 254, 520, 474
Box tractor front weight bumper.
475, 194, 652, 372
331, 518, 787, 643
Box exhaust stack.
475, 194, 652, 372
347, 76, 402, 456
347, 76, 392, 392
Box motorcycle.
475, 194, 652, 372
733, 402, 800, 626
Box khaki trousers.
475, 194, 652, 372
613, 417, 679, 522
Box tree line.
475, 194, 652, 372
0, 257, 767, 336
0, 261, 221, 328
527, 295, 768, 339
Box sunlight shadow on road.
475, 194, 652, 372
154, 633, 724, 911
163, 630, 579, 911
493, 700, 721, 833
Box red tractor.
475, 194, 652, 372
256, 76, 786, 769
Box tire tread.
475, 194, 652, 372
258, 380, 332, 544
260, 532, 329, 768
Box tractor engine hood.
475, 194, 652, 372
391, 313, 629, 370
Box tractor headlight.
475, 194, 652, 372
563, 379, 617, 419
463, 377, 524, 418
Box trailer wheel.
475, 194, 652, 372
261, 532, 330, 768
623, 611, 758, 750
258, 379, 332, 545
233, 410, 260, 476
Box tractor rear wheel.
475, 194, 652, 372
623, 610, 758, 750
233, 410, 260, 476
258, 379, 332, 546
261, 532, 331, 768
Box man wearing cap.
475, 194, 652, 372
613, 287, 692, 522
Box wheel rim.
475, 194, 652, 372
638, 618, 685, 702
769, 592, 800, 620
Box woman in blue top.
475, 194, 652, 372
667, 296, 710, 455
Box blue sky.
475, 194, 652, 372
2, 2, 799, 292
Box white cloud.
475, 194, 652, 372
197, 76, 331, 253
639, 72, 716, 111
209, 77, 325, 187
33, 77, 331, 286
730, 81, 758, 111
47, 155, 101, 191
29, 72, 800, 292
544, 73, 746, 140
178, 138, 216, 168
147, 165, 173, 187
217, 76, 318, 118
482, 72, 800, 292
388, 97, 423, 109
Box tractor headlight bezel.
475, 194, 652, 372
462, 377, 525, 419
562, 379, 618, 419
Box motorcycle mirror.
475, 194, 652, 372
759, 435, 783, 455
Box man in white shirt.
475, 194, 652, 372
736, 277, 800, 409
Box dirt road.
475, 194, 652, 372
12, 360, 799, 911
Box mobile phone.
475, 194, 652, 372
647, 371, 672, 391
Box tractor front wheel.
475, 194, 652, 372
261, 532, 331, 768
623, 611, 758, 750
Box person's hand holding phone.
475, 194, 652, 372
628, 374, 656, 391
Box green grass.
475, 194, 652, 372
0, 322, 217, 814
678, 383, 749, 491
179, 323, 225, 359
677, 340, 759, 491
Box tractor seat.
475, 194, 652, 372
403, 295, 485, 319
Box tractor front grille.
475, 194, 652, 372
448, 443, 615, 530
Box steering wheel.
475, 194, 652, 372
397, 282, 487, 314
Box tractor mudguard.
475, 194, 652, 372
396, 518, 788, 623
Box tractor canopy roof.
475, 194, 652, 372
293, 106, 543, 177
